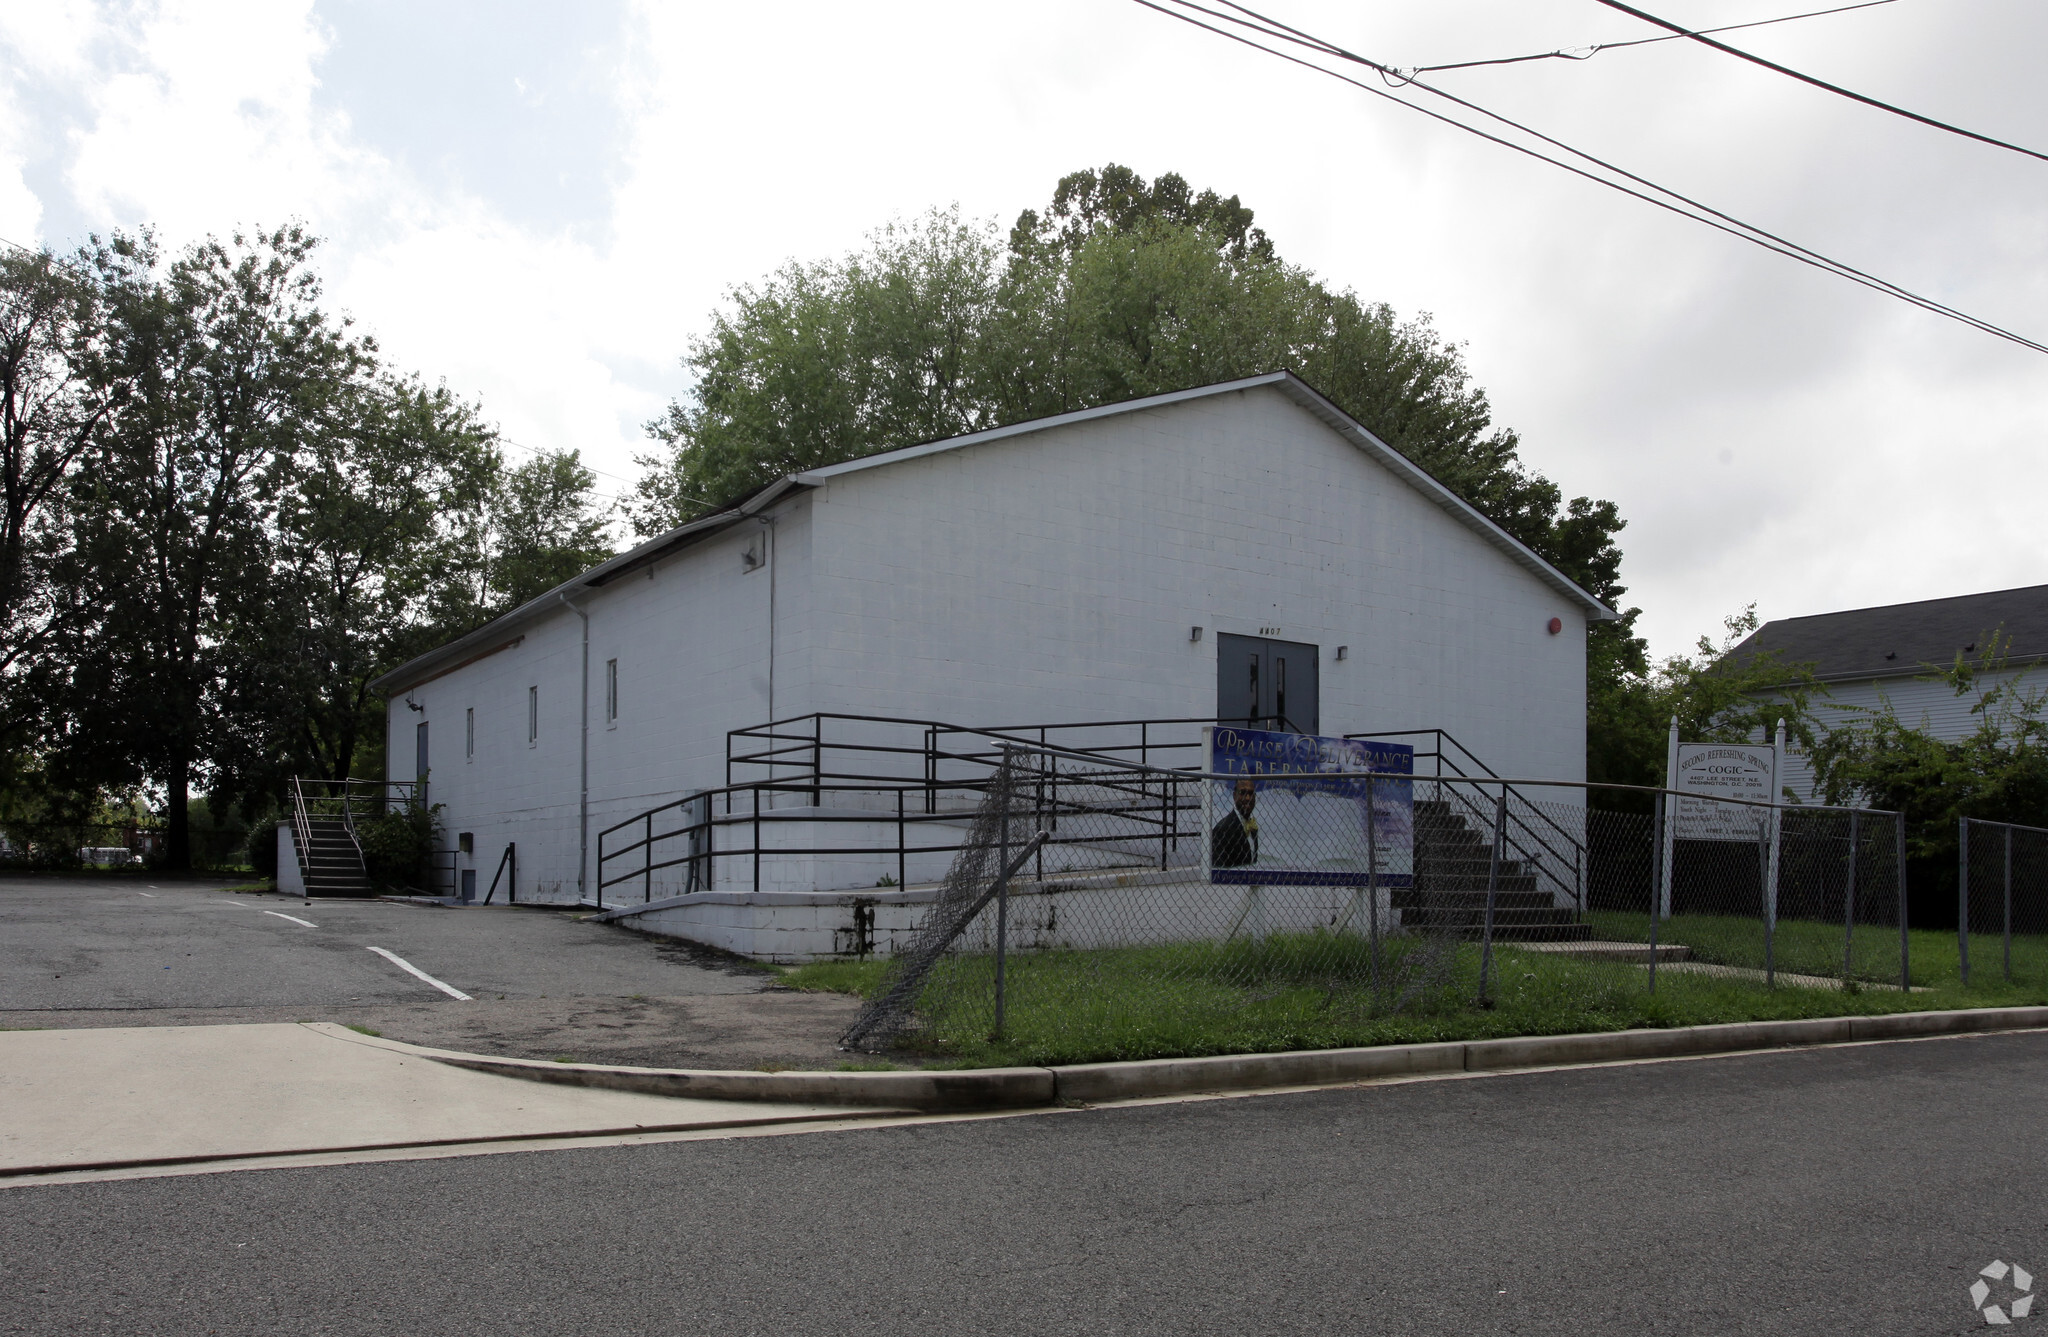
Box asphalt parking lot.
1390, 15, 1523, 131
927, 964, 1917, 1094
0, 876, 857, 1069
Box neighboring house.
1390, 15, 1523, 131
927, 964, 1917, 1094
367, 371, 1615, 906
1728, 584, 2048, 800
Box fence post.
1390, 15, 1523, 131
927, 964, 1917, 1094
1479, 787, 1503, 1006
994, 750, 1011, 1040
1897, 816, 1911, 993
1647, 793, 1663, 994
1842, 810, 1859, 982
509, 841, 517, 905
897, 788, 907, 890
1366, 772, 1382, 1000
645, 812, 654, 904
1760, 812, 1774, 990
1958, 817, 1971, 986
2004, 823, 2014, 983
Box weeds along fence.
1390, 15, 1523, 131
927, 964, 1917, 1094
1959, 817, 2048, 988
841, 746, 1910, 1057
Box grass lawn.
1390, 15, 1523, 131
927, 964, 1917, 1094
783, 927, 2048, 1069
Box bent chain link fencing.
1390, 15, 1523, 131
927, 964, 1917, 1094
842, 747, 1908, 1057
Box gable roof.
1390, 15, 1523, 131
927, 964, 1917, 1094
1727, 583, 2048, 684
371, 372, 1613, 694
800, 372, 1614, 620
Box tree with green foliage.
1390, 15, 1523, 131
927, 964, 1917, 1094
1588, 606, 1823, 801
1807, 638, 2048, 900
54, 227, 371, 868
479, 447, 614, 612
0, 247, 106, 785
635, 164, 1644, 770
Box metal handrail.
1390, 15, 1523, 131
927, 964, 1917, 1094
288, 778, 421, 892
595, 759, 1197, 907
1347, 728, 1585, 903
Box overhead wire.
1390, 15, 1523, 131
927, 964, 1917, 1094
1403, 0, 1899, 76
1131, 0, 2048, 356
1591, 0, 2048, 164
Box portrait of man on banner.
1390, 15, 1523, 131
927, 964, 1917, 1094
1201, 726, 1414, 886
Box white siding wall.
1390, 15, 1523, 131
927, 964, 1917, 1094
386, 512, 802, 903
387, 385, 1592, 903
1778, 669, 2034, 801
802, 388, 1586, 783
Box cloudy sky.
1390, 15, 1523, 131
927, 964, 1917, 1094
2, 0, 2042, 658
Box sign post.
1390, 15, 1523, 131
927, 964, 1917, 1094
1664, 726, 1781, 924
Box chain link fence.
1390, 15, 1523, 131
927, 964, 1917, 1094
1959, 817, 2048, 988
841, 746, 1911, 1060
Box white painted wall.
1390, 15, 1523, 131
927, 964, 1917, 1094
386, 384, 1593, 905
799, 387, 1587, 782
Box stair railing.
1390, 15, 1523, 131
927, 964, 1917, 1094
1350, 729, 1586, 912
288, 778, 317, 894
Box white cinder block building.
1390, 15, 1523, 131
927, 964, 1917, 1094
369, 372, 1613, 921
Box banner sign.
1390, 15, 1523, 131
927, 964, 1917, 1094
1202, 726, 1414, 886
1670, 743, 1775, 841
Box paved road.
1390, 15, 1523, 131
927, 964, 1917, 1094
0, 876, 764, 1011
5, 1031, 2041, 1335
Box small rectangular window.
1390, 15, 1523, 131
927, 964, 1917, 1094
528, 685, 538, 746
465, 707, 474, 761
605, 658, 618, 726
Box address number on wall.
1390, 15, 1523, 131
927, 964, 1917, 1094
1259, 626, 1282, 635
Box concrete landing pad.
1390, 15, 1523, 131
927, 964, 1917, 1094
0, 1022, 874, 1176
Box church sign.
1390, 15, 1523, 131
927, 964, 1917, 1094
1201, 726, 1414, 886
1670, 743, 1777, 842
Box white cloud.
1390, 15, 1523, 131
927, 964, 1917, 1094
3, 0, 2046, 659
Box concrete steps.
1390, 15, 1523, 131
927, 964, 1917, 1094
298, 818, 371, 898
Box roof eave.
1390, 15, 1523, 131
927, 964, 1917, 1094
366, 478, 808, 696
800, 371, 1613, 621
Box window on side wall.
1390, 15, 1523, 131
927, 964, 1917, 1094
528, 686, 538, 747
606, 658, 618, 727
465, 707, 474, 762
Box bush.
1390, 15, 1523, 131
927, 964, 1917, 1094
357, 805, 440, 891
249, 824, 280, 880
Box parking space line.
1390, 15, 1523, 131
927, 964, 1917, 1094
263, 911, 317, 928
136, 892, 155, 898
364, 946, 472, 1000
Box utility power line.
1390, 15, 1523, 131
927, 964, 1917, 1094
1402, 0, 1899, 76
1592, 0, 2048, 164
1132, 0, 2048, 356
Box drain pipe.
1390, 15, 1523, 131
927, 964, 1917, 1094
558, 588, 591, 904
756, 514, 777, 721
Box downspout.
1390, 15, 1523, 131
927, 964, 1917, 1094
558, 588, 590, 904
757, 514, 776, 721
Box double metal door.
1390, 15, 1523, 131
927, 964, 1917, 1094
1215, 633, 1320, 735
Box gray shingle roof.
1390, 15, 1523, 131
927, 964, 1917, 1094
1728, 584, 2048, 683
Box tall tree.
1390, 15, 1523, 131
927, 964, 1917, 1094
58, 227, 369, 869
482, 447, 614, 611
220, 375, 501, 805
0, 248, 105, 762
635, 166, 1646, 771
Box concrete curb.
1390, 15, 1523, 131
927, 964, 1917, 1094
358, 1007, 2048, 1112
317, 1026, 1047, 1112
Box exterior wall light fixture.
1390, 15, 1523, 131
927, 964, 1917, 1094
1190, 626, 1203, 643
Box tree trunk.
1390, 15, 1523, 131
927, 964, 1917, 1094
165, 752, 191, 872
